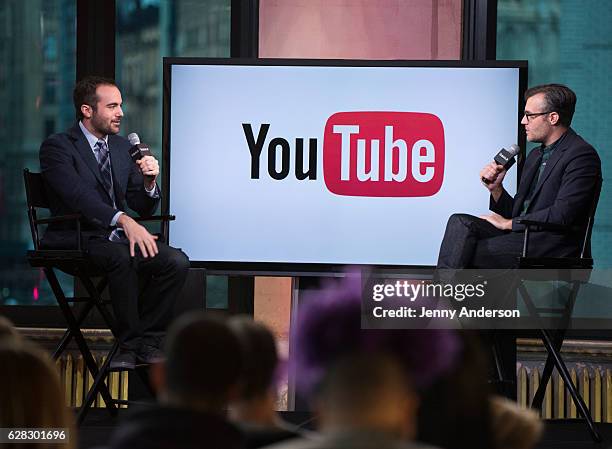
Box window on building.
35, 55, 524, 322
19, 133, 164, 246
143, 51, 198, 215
116, 0, 231, 307
0, 0, 76, 306
497, 0, 612, 266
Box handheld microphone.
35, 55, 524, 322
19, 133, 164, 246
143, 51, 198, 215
481, 144, 520, 184
127, 133, 152, 162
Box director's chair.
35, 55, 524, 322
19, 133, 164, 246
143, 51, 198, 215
24, 168, 174, 424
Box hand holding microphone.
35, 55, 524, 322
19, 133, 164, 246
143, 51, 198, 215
128, 133, 159, 188
480, 162, 506, 191
480, 144, 520, 191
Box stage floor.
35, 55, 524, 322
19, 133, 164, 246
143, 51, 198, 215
77, 407, 612, 449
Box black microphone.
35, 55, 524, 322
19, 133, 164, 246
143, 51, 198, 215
481, 144, 520, 184
127, 133, 152, 162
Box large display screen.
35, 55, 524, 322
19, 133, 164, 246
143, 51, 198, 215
163, 59, 526, 269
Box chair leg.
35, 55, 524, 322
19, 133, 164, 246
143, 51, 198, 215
52, 300, 96, 360
45, 268, 117, 420
531, 329, 565, 410
541, 329, 601, 443
533, 281, 582, 408
489, 334, 516, 399
77, 342, 120, 425
52, 277, 108, 360
519, 281, 575, 409
80, 275, 158, 402
518, 280, 599, 441
491, 335, 506, 383
79, 275, 118, 333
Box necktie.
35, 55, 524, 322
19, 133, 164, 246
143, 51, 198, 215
95, 140, 126, 243
96, 139, 115, 204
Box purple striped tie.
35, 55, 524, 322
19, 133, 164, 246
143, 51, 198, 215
96, 139, 115, 203
96, 140, 126, 243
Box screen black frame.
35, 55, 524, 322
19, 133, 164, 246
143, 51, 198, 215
162, 57, 528, 275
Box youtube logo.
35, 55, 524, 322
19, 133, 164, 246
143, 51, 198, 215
323, 112, 444, 197
244, 111, 444, 197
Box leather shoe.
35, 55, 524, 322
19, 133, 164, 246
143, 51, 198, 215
136, 343, 165, 364
109, 349, 136, 370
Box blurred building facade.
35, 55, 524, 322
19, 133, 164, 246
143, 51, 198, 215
497, 0, 612, 264
0, 0, 76, 305
1, 0, 611, 307
0, 0, 230, 306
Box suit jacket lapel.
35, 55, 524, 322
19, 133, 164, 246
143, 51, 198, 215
512, 149, 542, 217
68, 124, 109, 195
108, 135, 127, 208
529, 130, 574, 202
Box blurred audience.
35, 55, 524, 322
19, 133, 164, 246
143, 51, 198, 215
417, 332, 495, 449
0, 278, 538, 449
0, 316, 21, 340
490, 396, 543, 449
303, 351, 423, 449
229, 316, 302, 448
264, 273, 461, 449
108, 312, 244, 449
0, 336, 75, 449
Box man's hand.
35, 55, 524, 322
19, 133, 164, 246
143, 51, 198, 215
479, 212, 512, 231
136, 155, 159, 190
117, 214, 159, 258
480, 162, 507, 202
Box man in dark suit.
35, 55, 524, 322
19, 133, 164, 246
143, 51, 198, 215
40, 76, 190, 369
437, 83, 601, 269
436, 84, 601, 399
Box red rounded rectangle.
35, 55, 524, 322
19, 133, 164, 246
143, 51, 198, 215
323, 111, 445, 197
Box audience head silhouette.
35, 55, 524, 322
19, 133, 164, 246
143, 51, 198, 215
0, 316, 20, 341
229, 315, 280, 402
157, 312, 243, 412
290, 272, 461, 447
0, 338, 74, 449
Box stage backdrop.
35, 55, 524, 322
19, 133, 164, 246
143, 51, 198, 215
167, 61, 521, 266
259, 0, 462, 60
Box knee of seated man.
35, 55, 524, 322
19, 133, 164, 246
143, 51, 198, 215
447, 213, 475, 228
91, 243, 132, 271
165, 248, 190, 274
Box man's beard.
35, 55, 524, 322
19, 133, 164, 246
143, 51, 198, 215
91, 114, 118, 136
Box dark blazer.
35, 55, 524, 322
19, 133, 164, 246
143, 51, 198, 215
490, 128, 601, 257
39, 123, 160, 249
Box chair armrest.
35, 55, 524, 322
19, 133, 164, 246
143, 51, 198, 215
35, 213, 82, 225
518, 218, 584, 257
32, 213, 83, 251
133, 214, 176, 223
514, 218, 577, 233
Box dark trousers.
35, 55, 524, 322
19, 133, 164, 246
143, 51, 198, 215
87, 237, 190, 350
437, 213, 524, 269
437, 213, 523, 399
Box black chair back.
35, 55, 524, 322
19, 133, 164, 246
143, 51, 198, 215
23, 168, 49, 208
23, 168, 48, 250
580, 175, 603, 259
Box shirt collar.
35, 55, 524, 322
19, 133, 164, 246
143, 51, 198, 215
540, 129, 568, 154
79, 121, 108, 150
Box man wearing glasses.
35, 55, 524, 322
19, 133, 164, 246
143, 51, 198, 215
435, 84, 601, 400
437, 84, 601, 269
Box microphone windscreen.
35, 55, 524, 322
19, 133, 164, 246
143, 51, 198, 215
127, 133, 141, 146
508, 144, 520, 156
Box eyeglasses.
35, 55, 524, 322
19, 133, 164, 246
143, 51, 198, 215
523, 111, 552, 122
